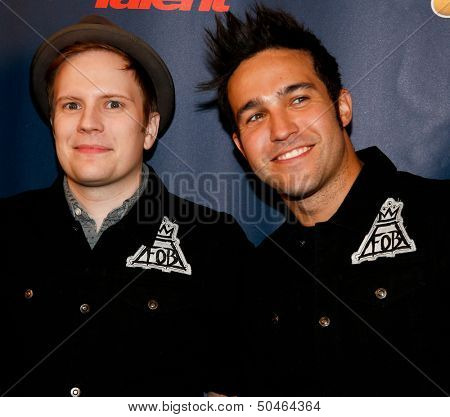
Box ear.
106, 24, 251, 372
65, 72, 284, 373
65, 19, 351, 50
49, 116, 56, 137
337, 88, 352, 128
143, 112, 160, 150
232, 131, 247, 160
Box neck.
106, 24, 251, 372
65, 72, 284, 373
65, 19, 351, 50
67, 168, 141, 231
283, 134, 362, 227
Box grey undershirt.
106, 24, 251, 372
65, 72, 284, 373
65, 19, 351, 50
64, 164, 149, 249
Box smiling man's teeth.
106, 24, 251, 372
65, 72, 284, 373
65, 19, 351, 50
277, 146, 311, 161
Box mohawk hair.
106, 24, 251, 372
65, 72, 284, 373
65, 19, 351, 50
200, 4, 343, 134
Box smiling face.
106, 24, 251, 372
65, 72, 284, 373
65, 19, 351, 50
51, 49, 159, 191
228, 48, 356, 200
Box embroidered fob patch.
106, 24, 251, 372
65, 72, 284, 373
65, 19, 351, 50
351, 198, 416, 265
126, 217, 192, 275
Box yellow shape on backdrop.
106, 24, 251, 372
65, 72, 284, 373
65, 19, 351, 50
431, 0, 450, 17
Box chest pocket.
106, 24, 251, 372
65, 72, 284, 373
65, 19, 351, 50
342, 253, 427, 299
339, 255, 431, 341
120, 269, 200, 317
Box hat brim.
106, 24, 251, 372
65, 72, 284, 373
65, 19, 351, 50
30, 23, 175, 137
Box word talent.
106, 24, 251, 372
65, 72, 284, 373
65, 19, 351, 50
94, 0, 230, 12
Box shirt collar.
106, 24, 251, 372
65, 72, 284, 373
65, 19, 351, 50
326, 146, 398, 231
277, 146, 398, 236
63, 163, 150, 226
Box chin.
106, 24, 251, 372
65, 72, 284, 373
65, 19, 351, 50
279, 190, 308, 201
265, 176, 313, 200
70, 175, 111, 187
71, 167, 113, 183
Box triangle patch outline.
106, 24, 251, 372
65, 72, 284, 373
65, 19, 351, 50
351, 198, 416, 265
126, 217, 192, 276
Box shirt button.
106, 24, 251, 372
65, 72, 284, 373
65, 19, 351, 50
74, 207, 82, 216
147, 299, 159, 311
272, 312, 280, 325
375, 288, 387, 299
70, 387, 81, 397
80, 303, 90, 314
318, 316, 331, 328
24, 289, 34, 299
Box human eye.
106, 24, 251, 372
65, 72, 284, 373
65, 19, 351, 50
105, 100, 123, 110
63, 102, 81, 111
291, 96, 308, 105
246, 112, 264, 124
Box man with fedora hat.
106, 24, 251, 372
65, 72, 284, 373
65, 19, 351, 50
0, 15, 248, 396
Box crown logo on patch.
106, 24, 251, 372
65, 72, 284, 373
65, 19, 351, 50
377, 200, 401, 223
157, 223, 176, 240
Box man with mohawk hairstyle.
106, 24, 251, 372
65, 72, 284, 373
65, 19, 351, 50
201, 4, 450, 395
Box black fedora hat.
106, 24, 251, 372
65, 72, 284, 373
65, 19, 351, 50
30, 15, 175, 137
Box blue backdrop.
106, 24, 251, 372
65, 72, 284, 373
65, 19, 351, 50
1, 0, 449, 245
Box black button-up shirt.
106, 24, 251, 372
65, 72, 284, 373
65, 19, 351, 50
0, 166, 251, 396
247, 147, 450, 396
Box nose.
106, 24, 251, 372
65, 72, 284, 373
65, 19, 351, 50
269, 109, 298, 142
78, 105, 103, 134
